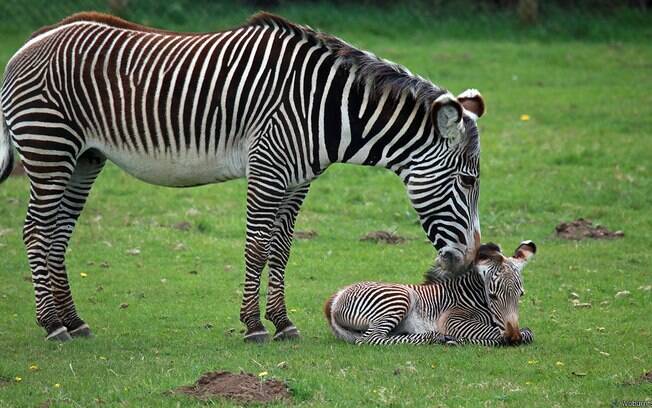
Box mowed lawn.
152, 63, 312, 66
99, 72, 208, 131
1, 7, 651, 407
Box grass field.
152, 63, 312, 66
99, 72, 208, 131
1, 4, 651, 407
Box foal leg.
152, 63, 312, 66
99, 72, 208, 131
444, 314, 534, 346
49, 151, 106, 337
265, 183, 310, 341
239, 168, 286, 342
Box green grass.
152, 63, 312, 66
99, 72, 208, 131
1, 5, 651, 407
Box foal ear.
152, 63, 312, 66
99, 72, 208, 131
431, 93, 464, 143
457, 89, 485, 119
514, 240, 536, 262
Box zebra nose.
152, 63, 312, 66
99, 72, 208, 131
438, 247, 464, 270
504, 321, 522, 344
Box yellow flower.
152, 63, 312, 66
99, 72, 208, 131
527, 359, 539, 365
15, 376, 22, 382
555, 361, 565, 367
525, 381, 532, 385
431, 363, 437, 369
520, 114, 531, 121
54, 383, 61, 388
99, 356, 107, 361
258, 371, 268, 377
29, 364, 39, 371
80, 272, 88, 278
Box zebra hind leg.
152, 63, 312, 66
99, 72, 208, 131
49, 151, 106, 338
265, 184, 310, 341
358, 326, 454, 346
21, 159, 74, 341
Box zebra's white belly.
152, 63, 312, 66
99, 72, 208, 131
93, 142, 248, 187
395, 312, 439, 334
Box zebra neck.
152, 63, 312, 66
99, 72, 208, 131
331, 76, 435, 174
418, 272, 488, 307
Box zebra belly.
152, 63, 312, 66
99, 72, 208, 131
393, 311, 439, 335
93, 143, 248, 187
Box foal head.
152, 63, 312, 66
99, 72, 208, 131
475, 241, 536, 343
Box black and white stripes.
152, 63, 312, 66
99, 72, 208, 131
1, 12, 485, 341
325, 242, 537, 346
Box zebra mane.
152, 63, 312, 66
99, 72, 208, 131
248, 12, 446, 107
423, 263, 476, 284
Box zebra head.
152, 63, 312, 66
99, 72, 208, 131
475, 241, 537, 343
405, 89, 485, 273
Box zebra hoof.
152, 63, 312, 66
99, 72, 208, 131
46, 326, 73, 342
273, 326, 300, 341
69, 324, 93, 338
243, 330, 270, 343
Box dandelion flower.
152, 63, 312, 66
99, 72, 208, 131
80, 272, 88, 278
15, 377, 22, 382
555, 361, 565, 367
258, 371, 268, 377
527, 359, 539, 365
29, 364, 39, 371
520, 114, 531, 121
54, 383, 61, 388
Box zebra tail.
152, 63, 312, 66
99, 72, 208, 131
325, 291, 361, 343
0, 108, 15, 183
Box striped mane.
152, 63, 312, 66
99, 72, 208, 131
249, 12, 446, 107
30, 11, 445, 109
423, 264, 475, 284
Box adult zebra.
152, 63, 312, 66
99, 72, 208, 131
0, 12, 485, 342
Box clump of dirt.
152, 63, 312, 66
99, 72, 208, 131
623, 371, 652, 386
360, 231, 406, 245
294, 230, 318, 240
555, 218, 623, 240
639, 371, 652, 384
171, 221, 192, 231
174, 371, 291, 404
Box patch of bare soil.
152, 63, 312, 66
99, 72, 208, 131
639, 371, 652, 384
174, 371, 291, 404
623, 371, 652, 386
555, 218, 623, 240
294, 230, 318, 240
360, 230, 406, 245
171, 221, 192, 231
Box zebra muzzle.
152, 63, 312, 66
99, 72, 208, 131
504, 321, 522, 344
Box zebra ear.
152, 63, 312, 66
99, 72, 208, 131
457, 89, 485, 119
514, 240, 536, 262
431, 93, 464, 143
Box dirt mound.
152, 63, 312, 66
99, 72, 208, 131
175, 371, 291, 404
640, 371, 652, 383
360, 231, 406, 245
294, 230, 318, 240
555, 218, 623, 240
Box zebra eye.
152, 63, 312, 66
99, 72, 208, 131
460, 174, 476, 187
488, 292, 498, 300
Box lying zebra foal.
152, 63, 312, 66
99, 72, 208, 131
324, 241, 536, 346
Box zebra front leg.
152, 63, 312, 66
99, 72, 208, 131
265, 184, 310, 341
49, 152, 106, 338
445, 314, 534, 346
240, 171, 286, 342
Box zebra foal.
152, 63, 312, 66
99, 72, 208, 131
1, 12, 486, 342
325, 241, 536, 346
